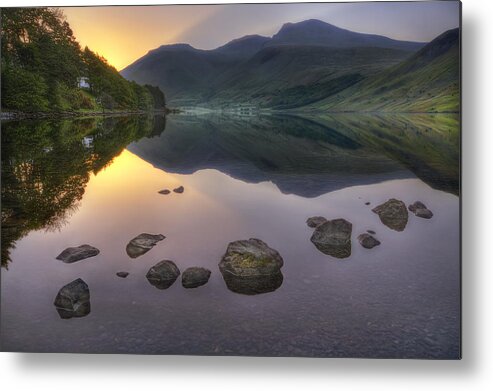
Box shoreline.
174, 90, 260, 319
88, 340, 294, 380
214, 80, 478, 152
0, 108, 181, 121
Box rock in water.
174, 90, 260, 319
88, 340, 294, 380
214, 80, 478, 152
306, 216, 328, 228
116, 272, 129, 278
415, 208, 434, 219
182, 267, 211, 288
126, 233, 165, 258
358, 233, 381, 249
173, 186, 184, 193
219, 238, 284, 295
408, 201, 434, 219
372, 199, 408, 231
310, 218, 352, 258
146, 260, 180, 289
54, 278, 90, 319
158, 189, 170, 195
367, 230, 376, 235
56, 244, 100, 263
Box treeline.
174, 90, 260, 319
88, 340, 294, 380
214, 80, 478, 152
1, 8, 166, 113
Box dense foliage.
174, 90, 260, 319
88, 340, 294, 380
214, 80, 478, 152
1, 7, 166, 112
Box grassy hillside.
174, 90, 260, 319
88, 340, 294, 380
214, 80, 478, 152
1, 8, 166, 113
121, 19, 423, 107
305, 28, 460, 113
206, 45, 411, 108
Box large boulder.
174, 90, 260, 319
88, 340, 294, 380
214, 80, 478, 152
306, 216, 327, 228
146, 260, 180, 289
310, 218, 352, 258
182, 267, 211, 288
126, 233, 165, 258
408, 201, 434, 219
357, 233, 381, 249
372, 199, 408, 231
219, 238, 284, 295
56, 244, 99, 263
53, 278, 91, 319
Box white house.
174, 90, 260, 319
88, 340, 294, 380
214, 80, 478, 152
77, 77, 90, 89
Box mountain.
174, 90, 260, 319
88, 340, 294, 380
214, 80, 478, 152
305, 28, 460, 112
268, 19, 424, 51
121, 19, 425, 106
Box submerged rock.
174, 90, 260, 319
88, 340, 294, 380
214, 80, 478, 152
358, 233, 381, 249
173, 186, 184, 193
372, 199, 408, 231
306, 216, 327, 228
219, 238, 284, 295
310, 218, 352, 259
365, 202, 371, 205
56, 244, 99, 263
182, 267, 211, 288
126, 233, 165, 258
221, 272, 283, 295
146, 260, 180, 289
158, 189, 170, 195
367, 230, 376, 235
54, 278, 91, 319
408, 201, 434, 219
116, 272, 129, 278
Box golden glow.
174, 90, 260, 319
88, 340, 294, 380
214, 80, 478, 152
62, 6, 217, 70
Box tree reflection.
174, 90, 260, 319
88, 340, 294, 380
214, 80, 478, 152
1, 115, 166, 268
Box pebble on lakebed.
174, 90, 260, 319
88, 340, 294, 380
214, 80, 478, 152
158, 189, 170, 195
173, 186, 184, 193
56, 244, 100, 263
116, 272, 129, 278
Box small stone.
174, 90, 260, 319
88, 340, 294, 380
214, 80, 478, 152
116, 272, 129, 278
408, 201, 433, 219
408, 201, 427, 212
56, 244, 100, 263
306, 216, 327, 228
365, 202, 370, 205
54, 278, 90, 319
126, 233, 165, 258
146, 260, 180, 289
372, 199, 408, 231
415, 208, 433, 219
358, 233, 381, 249
158, 189, 170, 195
367, 230, 376, 235
173, 186, 184, 193
182, 267, 211, 288
310, 218, 352, 258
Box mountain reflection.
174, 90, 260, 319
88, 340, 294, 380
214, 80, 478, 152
128, 113, 459, 197
1, 115, 166, 267
1, 113, 459, 268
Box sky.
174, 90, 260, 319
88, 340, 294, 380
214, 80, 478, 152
62, 1, 460, 71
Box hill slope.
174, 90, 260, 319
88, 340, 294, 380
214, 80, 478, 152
305, 28, 460, 112
121, 19, 424, 106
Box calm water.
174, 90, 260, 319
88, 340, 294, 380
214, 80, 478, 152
0, 113, 460, 358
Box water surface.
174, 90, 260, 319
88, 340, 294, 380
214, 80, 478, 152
0, 113, 460, 358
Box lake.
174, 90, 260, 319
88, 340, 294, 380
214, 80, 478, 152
0, 113, 460, 358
